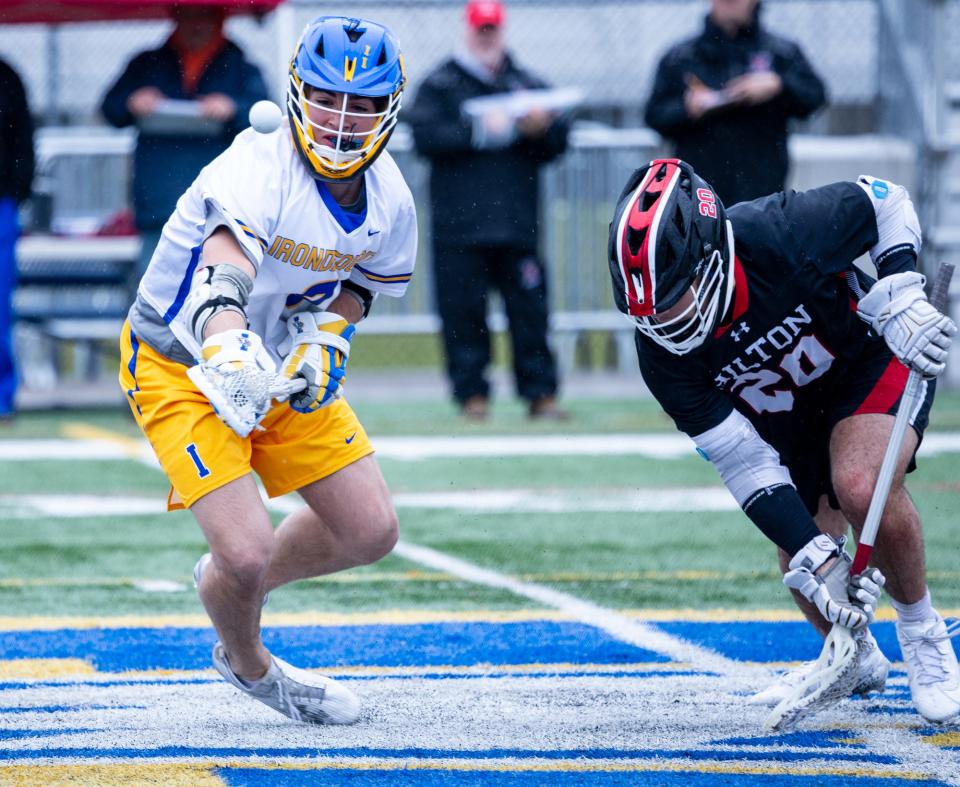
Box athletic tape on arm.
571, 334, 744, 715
856, 176, 921, 272
181, 264, 254, 344
692, 410, 792, 506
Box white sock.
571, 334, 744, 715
891, 589, 934, 624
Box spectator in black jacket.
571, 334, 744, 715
101, 4, 267, 289
408, 0, 570, 421
0, 57, 34, 420
644, 0, 826, 205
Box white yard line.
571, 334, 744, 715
5, 432, 960, 463
0, 495, 167, 518
7, 430, 958, 778
266, 498, 747, 677
0, 489, 738, 520
0, 439, 160, 465
392, 488, 738, 512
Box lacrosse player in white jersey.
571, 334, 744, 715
118, 16, 416, 725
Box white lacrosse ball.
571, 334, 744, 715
249, 100, 283, 134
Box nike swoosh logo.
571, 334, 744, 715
345, 432, 357, 444
367, 229, 380, 236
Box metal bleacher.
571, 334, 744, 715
15, 123, 923, 392
14, 128, 137, 391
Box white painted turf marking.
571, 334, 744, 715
2, 674, 934, 777
0, 489, 738, 519
0, 495, 167, 518
5, 432, 960, 462
392, 487, 738, 512
5, 431, 960, 778
267, 498, 747, 677
858, 719, 960, 787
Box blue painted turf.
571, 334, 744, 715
0, 621, 665, 672
0, 745, 899, 765
214, 769, 952, 787
3, 620, 956, 673
654, 621, 960, 662
4, 620, 958, 673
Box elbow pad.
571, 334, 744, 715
692, 410, 793, 507
856, 175, 921, 272
181, 264, 254, 344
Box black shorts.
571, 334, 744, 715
777, 337, 936, 516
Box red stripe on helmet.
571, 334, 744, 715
620, 160, 680, 318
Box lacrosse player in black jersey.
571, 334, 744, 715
608, 158, 958, 723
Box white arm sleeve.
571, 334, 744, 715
856, 175, 922, 267
692, 410, 794, 507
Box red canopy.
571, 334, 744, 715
0, 0, 285, 25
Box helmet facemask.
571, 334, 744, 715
287, 75, 403, 181
633, 220, 735, 355
610, 159, 736, 356
286, 16, 406, 182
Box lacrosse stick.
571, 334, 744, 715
188, 365, 307, 438
765, 261, 955, 732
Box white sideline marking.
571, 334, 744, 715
0, 489, 738, 519
394, 487, 738, 512
267, 498, 747, 676
132, 579, 188, 593
5, 432, 960, 463
0, 439, 159, 465
375, 434, 699, 459
0, 495, 166, 518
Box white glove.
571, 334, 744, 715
858, 272, 957, 378
187, 329, 302, 437
281, 311, 356, 413
783, 535, 885, 630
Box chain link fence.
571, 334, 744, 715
2, 0, 883, 125
1, 0, 957, 390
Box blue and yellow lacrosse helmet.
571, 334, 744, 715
287, 16, 406, 182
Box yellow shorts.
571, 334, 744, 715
118, 321, 374, 510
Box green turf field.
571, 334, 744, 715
1, 395, 959, 618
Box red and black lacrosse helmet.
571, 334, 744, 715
608, 158, 735, 354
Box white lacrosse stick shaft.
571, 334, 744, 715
764, 262, 954, 733
852, 261, 954, 574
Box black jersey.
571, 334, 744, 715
636, 181, 880, 451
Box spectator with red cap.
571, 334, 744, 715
408, 0, 570, 421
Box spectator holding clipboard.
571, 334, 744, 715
408, 0, 573, 421
645, 0, 826, 205
100, 3, 268, 290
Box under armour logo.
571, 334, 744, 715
293, 316, 305, 334
730, 322, 750, 342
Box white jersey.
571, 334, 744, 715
135, 126, 417, 365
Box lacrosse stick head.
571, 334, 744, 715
764, 625, 860, 732
188, 364, 300, 438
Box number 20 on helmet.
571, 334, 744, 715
608, 158, 736, 355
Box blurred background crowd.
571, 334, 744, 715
1, 0, 958, 417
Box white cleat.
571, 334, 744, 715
212, 642, 361, 725
897, 614, 960, 723
193, 552, 269, 607
750, 631, 890, 707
